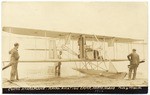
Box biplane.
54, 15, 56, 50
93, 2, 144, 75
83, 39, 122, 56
2, 27, 145, 79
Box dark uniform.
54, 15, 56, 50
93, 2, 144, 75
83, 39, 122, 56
127, 51, 140, 80
9, 47, 20, 81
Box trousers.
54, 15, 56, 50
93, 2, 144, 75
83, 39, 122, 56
128, 64, 138, 80
10, 62, 18, 81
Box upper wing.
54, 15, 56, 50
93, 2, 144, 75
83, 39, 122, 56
2, 26, 143, 43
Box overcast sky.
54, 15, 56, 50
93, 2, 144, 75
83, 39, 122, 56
2, 2, 148, 41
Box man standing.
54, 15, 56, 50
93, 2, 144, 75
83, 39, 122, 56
9, 43, 20, 81
127, 49, 140, 80
55, 51, 62, 77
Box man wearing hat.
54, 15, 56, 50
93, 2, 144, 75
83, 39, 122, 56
127, 49, 140, 80
9, 43, 20, 81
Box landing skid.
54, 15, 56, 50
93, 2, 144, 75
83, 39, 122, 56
73, 59, 127, 79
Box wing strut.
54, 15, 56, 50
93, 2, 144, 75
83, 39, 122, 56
94, 35, 103, 50
64, 33, 71, 45
62, 33, 78, 57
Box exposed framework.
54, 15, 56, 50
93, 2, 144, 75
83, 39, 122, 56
2, 27, 146, 79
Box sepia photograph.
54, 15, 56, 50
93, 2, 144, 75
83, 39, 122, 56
1, 2, 148, 94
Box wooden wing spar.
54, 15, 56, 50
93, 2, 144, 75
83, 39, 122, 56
2, 27, 143, 43
2, 59, 128, 63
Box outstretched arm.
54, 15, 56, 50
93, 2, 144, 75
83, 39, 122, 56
9, 49, 12, 54
127, 54, 131, 61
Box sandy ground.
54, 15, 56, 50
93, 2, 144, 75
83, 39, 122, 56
2, 75, 148, 88
2, 62, 148, 88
